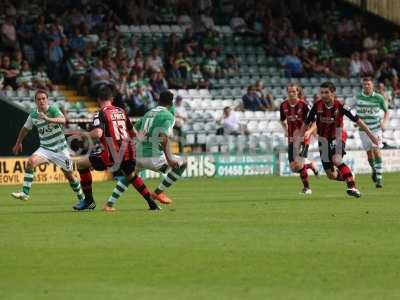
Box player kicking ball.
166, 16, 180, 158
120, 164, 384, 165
133, 91, 187, 205
302, 81, 379, 197
70, 86, 160, 211
11, 90, 85, 204
280, 83, 319, 194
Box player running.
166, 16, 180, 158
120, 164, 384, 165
11, 90, 85, 204
355, 77, 389, 188
302, 81, 379, 197
71, 86, 160, 211
280, 83, 319, 194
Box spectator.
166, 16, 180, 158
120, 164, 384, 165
68, 50, 88, 95
0, 55, 19, 90
146, 47, 164, 74
167, 60, 186, 89
175, 51, 192, 80
177, 11, 193, 29
191, 64, 209, 88
182, 28, 199, 56
173, 95, 188, 153
349, 52, 362, 77
1, 15, 18, 51
360, 52, 374, 76
126, 36, 140, 61
377, 82, 394, 109
230, 12, 248, 34
376, 61, 397, 84
282, 47, 304, 78
201, 29, 221, 54
223, 54, 239, 77
389, 32, 400, 54
242, 85, 268, 111
202, 50, 222, 78
68, 27, 86, 54
218, 106, 246, 135
165, 33, 182, 57
200, 8, 216, 32
363, 32, 379, 57
47, 22, 64, 82
34, 64, 54, 91
150, 71, 168, 99
130, 83, 155, 116
254, 80, 273, 110
16, 61, 34, 90
90, 58, 111, 93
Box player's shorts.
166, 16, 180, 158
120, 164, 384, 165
318, 139, 346, 171
89, 151, 136, 175
359, 129, 382, 151
136, 154, 185, 173
288, 143, 308, 163
33, 147, 73, 172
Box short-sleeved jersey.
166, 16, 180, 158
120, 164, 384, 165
306, 99, 359, 140
91, 105, 135, 166
355, 92, 387, 131
24, 105, 68, 152
135, 106, 175, 157
280, 99, 309, 143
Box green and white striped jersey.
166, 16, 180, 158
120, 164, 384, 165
23, 105, 68, 152
355, 91, 388, 131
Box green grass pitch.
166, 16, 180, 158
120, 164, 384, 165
1, 173, 400, 300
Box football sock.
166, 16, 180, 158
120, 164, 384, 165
69, 178, 85, 201
155, 164, 186, 195
129, 175, 158, 208
78, 168, 93, 202
337, 163, 355, 189
299, 166, 310, 189
22, 169, 34, 195
368, 158, 375, 172
107, 177, 129, 205
374, 156, 383, 182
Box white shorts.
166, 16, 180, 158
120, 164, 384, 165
359, 129, 382, 151
33, 147, 73, 172
136, 154, 184, 173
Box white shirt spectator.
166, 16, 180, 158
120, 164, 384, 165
177, 15, 193, 29
146, 55, 164, 73
223, 113, 240, 134
200, 14, 215, 31
230, 17, 247, 32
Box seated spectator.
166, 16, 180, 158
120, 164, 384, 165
177, 11, 193, 29
200, 9, 216, 32
167, 60, 187, 89
182, 28, 199, 56
282, 48, 304, 78
175, 51, 192, 79
90, 58, 111, 93
126, 36, 140, 61
130, 83, 155, 116
165, 33, 182, 57
191, 64, 209, 89
150, 71, 168, 100
242, 85, 268, 111
68, 27, 85, 54
349, 52, 362, 77
68, 50, 89, 95
363, 32, 379, 57
377, 82, 394, 109
11, 50, 23, 71
230, 13, 248, 34
223, 54, 239, 77
146, 47, 164, 74
16, 61, 34, 90
360, 52, 374, 76
0, 55, 19, 90
218, 106, 247, 135
173, 95, 188, 153
1, 15, 18, 51
254, 80, 273, 110
34, 64, 54, 90
376, 61, 397, 84
201, 30, 220, 54
202, 50, 222, 78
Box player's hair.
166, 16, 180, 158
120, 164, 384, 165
362, 76, 373, 82
97, 85, 113, 102
34, 89, 48, 101
159, 90, 174, 106
287, 83, 299, 91
320, 81, 336, 92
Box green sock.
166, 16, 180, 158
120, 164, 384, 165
69, 179, 85, 201
374, 156, 383, 181
22, 169, 34, 195
155, 164, 186, 194
108, 177, 129, 204
368, 158, 375, 172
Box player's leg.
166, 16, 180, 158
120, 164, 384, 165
153, 155, 187, 202
360, 130, 378, 184
104, 160, 160, 211
373, 147, 383, 188
332, 153, 360, 197
288, 143, 311, 194
11, 150, 48, 200
73, 156, 97, 210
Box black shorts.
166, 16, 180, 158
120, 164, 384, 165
318, 139, 346, 171
89, 153, 136, 175
288, 143, 309, 163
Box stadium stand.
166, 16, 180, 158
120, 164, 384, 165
2, 0, 400, 154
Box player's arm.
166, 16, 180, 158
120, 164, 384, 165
38, 112, 66, 124
300, 105, 316, 136
279, 104, 288, 136
381, 99, 390, 130
342, 106, 379, 145
13, 116, 33, 155
160, 133, 178, 169
304, 122, 317, 140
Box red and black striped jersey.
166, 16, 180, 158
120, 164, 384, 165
91, 105, 135, 166
280, 99, 309, 142
305, 99, 358, 140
